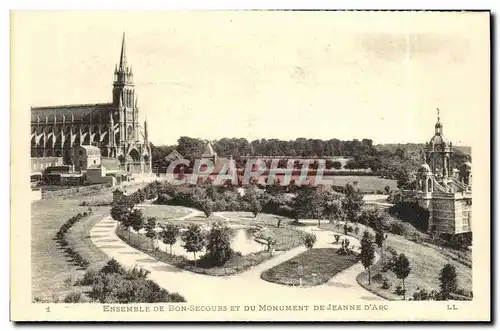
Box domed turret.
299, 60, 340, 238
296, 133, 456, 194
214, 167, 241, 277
418, 163, 432, 175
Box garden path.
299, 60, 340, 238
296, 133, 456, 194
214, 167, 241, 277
91, 212, 384, 303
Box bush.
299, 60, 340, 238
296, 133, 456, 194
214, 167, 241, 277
77, 269, 98, 286
334, 234, 340, 243
372, 273, 384, 283
394, 285, 406, 296
389, 222, 406, 235
412, 288, 438, 301
304, 233, 317, 249
64, 292, 84, 303
381, 277, 390, 289
100, 258, 125, 275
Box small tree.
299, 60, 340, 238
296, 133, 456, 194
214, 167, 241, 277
205, 221, 234, 266
161, 223, 179, 255
375, 228, 385, 263
129, 208, 144, 242
304, 233, 317, 249
341, 183, 364, 223
392, 253, 411, 300
181, 224, 205, 267
265, 236, 277, 256
144, 217, 157, 253
110, 202, 129, 225
360, 231, 375, 284
199, 199, 215, 218
250, 195, 262, 218
334, 234, 340, 243
439, 264, 458, 300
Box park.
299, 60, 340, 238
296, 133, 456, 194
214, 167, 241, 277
30, 173, 472, 304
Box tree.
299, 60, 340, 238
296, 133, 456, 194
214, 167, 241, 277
293, 188, 325, 226
392, 253, 411, 299
360, 231, 375, 284
205, 221, 234, 266
304, 233, 317, 249
199, 199, 215, 218
375, 228, 386, 264
181, 224, 205, 267
265, 236, 277, 256
110, 202, 130, 225
245, 186, 262, 218
161, 223, 179, 255
129, 208, 144, 241
249, 195, 262, 217
360, 206, 385, 230
322, 190, 343, 223
341, 183, 364, 223
439, 264, 458, 300
144, 217, 157, 253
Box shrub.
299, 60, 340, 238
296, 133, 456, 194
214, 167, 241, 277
64, 292, 84, 303
412, 288, 437, 301
372, 273, 384, 283
78, 269, 98, 286
100, 258, 125, 275
304, 233, 317, 249
389, 222, 406, 235
394, 285, 406, 296
381, 277, 390, 289
334, 234, 340, 243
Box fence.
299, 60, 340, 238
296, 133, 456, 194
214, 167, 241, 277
41, 183, 113, 199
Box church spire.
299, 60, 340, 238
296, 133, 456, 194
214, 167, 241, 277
119, 32, 127, 71
435, 108, 442, 135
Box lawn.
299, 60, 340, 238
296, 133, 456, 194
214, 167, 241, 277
325, 176, 398, 192
141, 205, 195, 223
320, 222, 472, 300
261, 248, 360, 286
116, 217, 304, 277
30, 182, 150, 302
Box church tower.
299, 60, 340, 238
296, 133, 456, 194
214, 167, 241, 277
112, 33, 137, 150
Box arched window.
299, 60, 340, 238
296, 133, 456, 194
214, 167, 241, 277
427, 178, 433, 192
127, 125, 133, 141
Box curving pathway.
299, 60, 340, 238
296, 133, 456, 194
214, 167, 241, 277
90, 212, 383, 304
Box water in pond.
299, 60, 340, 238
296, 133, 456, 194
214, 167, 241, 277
156, 227, 265, 260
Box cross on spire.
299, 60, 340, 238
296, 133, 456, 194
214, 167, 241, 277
437, 108, 440, 122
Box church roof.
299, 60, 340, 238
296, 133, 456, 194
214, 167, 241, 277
31, 103, 113, 123
165, 150, 183, 161
201, 142, 216, 158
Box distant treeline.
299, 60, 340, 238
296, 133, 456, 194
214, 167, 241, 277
149, 136, 470, 189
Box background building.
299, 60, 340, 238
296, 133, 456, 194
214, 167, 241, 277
414, 110, 472, 236
30, 33, 151, 175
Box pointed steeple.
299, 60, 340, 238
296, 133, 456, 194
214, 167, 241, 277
119, 32, 127, 71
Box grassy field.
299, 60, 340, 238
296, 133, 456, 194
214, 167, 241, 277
141, 205, 195, 223
320, 222, 472, 300
326, 176, 397, 192
31, 182, 148, 301
261, 248, 359, 286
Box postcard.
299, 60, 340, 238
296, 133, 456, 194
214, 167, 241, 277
10, 10, 490, 322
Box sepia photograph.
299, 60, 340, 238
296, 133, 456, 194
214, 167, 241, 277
10, 9, 490, 322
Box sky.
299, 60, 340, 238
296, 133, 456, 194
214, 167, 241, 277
13, 11, 489, 147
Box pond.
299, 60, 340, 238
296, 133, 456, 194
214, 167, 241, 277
156, 226, 266, 260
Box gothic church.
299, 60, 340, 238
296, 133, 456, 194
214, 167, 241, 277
30, 34, 151, 174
